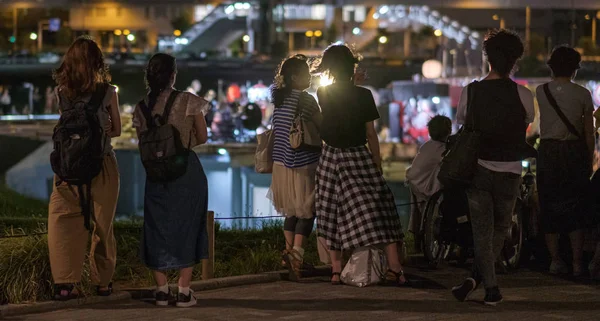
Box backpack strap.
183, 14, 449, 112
138, 99, 155, 128
161, 90, 181, 125
543, 83, 582, 139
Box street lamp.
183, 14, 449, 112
123, 29, 131, 36
114, 29, 122, 36
29, 33, 38, 41
242, 34, 250, 43
127, 34, 135, 42
378, 36, 388, 44
492, 14, 505, 29
352, 27, 361, 35
434, 29, 443, 37
174, 29, 182, 37
305, 30, 321, 48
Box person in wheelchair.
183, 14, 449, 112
406, 115, 452, 239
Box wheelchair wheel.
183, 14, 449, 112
502, 199, 524, 269
422, 190, 450, 268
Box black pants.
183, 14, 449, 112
284, 216, 315, 237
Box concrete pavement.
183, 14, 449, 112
5, 264, 600, 321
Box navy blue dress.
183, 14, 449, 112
141, 152, 209, 270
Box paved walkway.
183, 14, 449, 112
5, 265, 600, 321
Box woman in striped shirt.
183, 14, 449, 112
268, 55, 322, 280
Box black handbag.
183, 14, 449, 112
437, 82, 481, 188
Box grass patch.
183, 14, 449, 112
0, 188, 414, 304
0, 184, 47, 218
0, 219, 325, 304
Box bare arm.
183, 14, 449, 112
107, 91, 121, 137
366, 121, 381, 170
194, 113, 208, 145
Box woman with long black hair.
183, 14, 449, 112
314, 44, 407, 286
133, 53, 209, 307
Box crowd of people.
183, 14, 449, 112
406, 30, 600, 306
38, 28, 600, 310
0, 85, 58, 115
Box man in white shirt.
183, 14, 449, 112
406, 115, 451, 235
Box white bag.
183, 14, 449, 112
341, 246, 387, 287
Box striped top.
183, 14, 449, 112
272, 89, 322, 168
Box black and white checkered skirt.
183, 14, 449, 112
315, 144, 403, 251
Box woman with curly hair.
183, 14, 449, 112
451, 30, 535, 306
49, 36, 121, 301
133, 53, 209, 307
314, 44, 408, 286
536, 46, 594, 277
268, 55, 322, 281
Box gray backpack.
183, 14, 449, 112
138, 90, 189, 182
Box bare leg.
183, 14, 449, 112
385, 242, 407, 283
569, 229, 584, 275
545, 233, 562, 263
284, 231, 295, 250
330, 250, 342, 282
283, 230, 294, 265
294, 234, 306, 249
178, 267, 194, 288
153, 270, 168, 287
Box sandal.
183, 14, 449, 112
282, 249, 303, 282
96, 282, 113, 296
385, 270, 410, 287
54, 284, 81, 301
331, 272, 342, 285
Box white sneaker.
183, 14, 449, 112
176, 289, 197, 308
155, 289, 171, 306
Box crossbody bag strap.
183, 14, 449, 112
464, 81, 478, 130
543, 83, 582, 139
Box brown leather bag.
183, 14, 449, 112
289, 95, 322, 152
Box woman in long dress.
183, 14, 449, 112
133, 53, 209, 307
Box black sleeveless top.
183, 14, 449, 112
470, 79, 535, 162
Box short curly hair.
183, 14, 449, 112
428, 115, 452, 142
483, 29, 524, 77
547, 45, 581, 78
